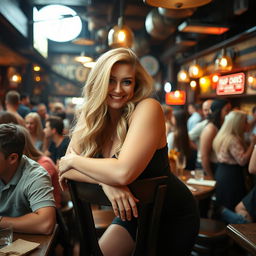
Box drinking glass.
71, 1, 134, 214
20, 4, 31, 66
0, 224, 13, 249
176, 154, 186, 180
195, 169, 204, 181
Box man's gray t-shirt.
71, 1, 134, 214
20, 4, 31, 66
0, 155, 55, 217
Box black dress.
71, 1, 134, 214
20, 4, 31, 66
112, 146, 200, 256
215, 162, 246, 210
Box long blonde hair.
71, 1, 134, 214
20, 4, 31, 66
72, 47, 154, 156
25, 112, 44, 141
213, 110, 247, 154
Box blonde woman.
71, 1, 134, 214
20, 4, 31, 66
58, 48, 199, 255
20, 125, 61, 208
213, 110, 256, 210
25, 112, 44, 150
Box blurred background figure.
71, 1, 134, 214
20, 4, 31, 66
200, 98, 231, 178
37, 103, 49, 128
213, 110, 256, 211
167, 109, 195, 170
202, 99, 213, 120
18, 93, 31, 118
43, 115, 70, 164
248, 106, 256, 135
187, 103, 202, 132
189, 99, 213, 169
219, 145, 256, 224
161, 104, 173, 136
0, 111, 18, 124
5, 90, 25, 126
51, 102, 70, 135
25, 112, 45, 150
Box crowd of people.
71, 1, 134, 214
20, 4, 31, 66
165, 96, 256, 222
0, 47, 255, 255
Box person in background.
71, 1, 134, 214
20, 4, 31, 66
0, 123, 56, 234
0, 111, 18, 124
25, 112, 45, 150
43, 116, 70, 164
200, 98, 231, 178
201, 99, 213, 120
20, 125, 61, 208
51, 102, 70, 135
248, 106, 256, 135
213, 110, 256, 211
58, 47, 199, 255
187, 103, 202, 132
161, 104, 173, 136
167, 109, 195, 170
189, 99, 213, 169
219, 145, 256, 224
18, 93, 31, 118
5, 90, 25, 126
37, 103, 49, 128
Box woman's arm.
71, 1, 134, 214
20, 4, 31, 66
59, 98, 166, 186
249, 145, 256, 174
229, 137, 256, 166
200, 124, 217, 178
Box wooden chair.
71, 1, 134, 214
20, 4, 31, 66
192, 218, 231, 256
68, 176, 168, 256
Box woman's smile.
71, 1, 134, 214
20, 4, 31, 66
107, 63, 136, 110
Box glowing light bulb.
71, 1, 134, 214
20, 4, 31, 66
118, 31, 126, 42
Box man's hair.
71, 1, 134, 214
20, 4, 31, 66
5, 90, 20, 105
0, 123, 25, 159
46, 116, 64, 135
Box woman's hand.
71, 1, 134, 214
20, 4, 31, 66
100, 184, 139, 221
58, 171, 69, 191
58, 148, 78, 174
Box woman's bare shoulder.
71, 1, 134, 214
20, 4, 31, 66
135, 98, 162, 111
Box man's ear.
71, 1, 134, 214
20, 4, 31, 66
8, 153, 19, 165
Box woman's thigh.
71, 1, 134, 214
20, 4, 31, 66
99, 224, 134, 256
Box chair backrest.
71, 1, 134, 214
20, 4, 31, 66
68, 176, 168, 256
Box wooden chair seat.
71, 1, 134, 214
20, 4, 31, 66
92, 208, 115, 237
192, 218, 231, 256
68, 176, 168, 256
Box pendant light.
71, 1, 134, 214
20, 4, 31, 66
214, 48, 233, 72
177, 68, 190, 82
188, 61, 204, 78
108, 0, 134, 48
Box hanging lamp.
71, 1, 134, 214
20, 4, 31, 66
214, 48, 233, 72
144, 0, 212, 9
188, 61, 204, 78
108, 0, 134, 48
177, 68, 190, 82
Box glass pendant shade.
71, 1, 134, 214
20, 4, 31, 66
215, 49, 233, 72
144, 0, 212, 9
188, 63, 204, 78
108, 17, 134, 48
177, 69, 190, 82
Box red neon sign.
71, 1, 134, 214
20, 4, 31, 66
165, 90, 186, 105
217, 72, 245, 95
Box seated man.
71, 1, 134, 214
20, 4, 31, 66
0, 123, 56, 234
43, 116, 70, 164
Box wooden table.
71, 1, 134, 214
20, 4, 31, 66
13, 224, 58, 256
226, 223, 256, 255
180, 171, 216, 200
